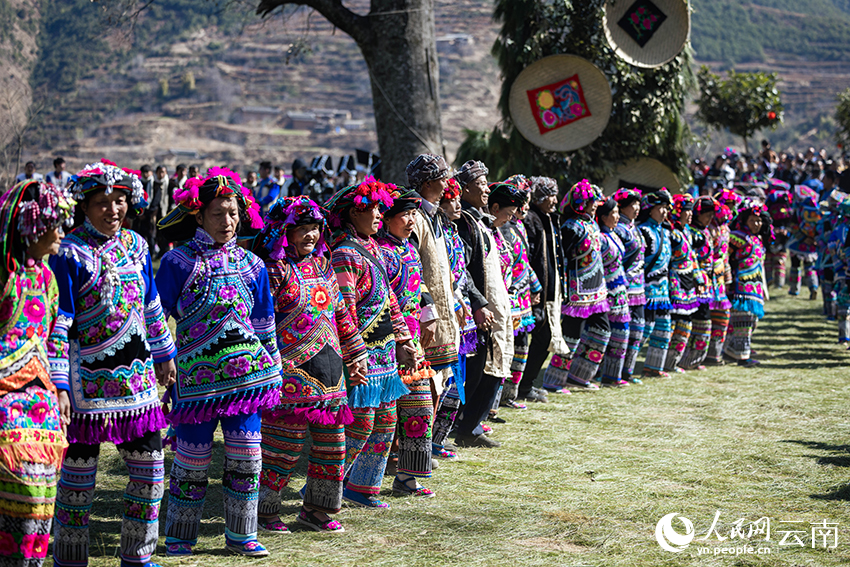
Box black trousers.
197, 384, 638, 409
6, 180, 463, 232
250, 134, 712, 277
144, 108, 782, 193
520, 315, 552, 397
456, 331, 502, 436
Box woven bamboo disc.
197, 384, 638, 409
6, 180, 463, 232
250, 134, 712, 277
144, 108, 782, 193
509, 54, 612, 152
602, 158, 681, 195
603, 0, 690, 68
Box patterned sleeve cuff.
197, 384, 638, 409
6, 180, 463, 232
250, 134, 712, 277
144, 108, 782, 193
49, 361, 70, 391
146, 299, 177, 362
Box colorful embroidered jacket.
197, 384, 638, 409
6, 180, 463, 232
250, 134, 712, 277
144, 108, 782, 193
687, 224, 713, 304
787, 201, 821, 261
638, 218, 672, 310
0, 260, 67, 486
728, 229, 767, 319
560, 215, 609, 317
378, 233, 437, 385
265, 253, 367, 424
500, 220, 541, 334
599, 227, 630, 323
829, 218, 850, 309
668, 227, 699, 315
709, 223, 732, 309
156, 228, 282, 425
442, 218, 477, 356
599, 226, 631, 323
614, 216, 646, 306
49, 222, 176, 443
331, 228, 409, 409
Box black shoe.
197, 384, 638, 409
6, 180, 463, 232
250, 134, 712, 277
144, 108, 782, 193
738, 358, 761, 367
488, 415, 507, 424
455, 432, 501, 448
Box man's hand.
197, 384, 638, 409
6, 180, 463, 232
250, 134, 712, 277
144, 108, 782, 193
57, 390, 71, 436
155, 359, 177, 388
473, 307, 494, 332
420, 319, 437, 349
531, 292, 541, 306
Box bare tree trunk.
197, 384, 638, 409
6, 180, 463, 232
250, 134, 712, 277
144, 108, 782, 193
258, 0, 444, 185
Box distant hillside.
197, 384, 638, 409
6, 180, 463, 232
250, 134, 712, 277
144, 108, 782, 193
690, 0, 850, 64
6, 0, 850, 179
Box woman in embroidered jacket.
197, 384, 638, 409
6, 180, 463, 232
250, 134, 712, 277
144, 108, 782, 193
377, 188, 437, 498
612, 188, 646, 384
431, 180, 475, 460
723, 198, 769, 366
664, 193, 699, 374
637, 189, 673, 378
680, 196, 717, 370
706, 190, 739, 365
497, 176, 541, 407
325, 179, 414, 509
252, 196, 367, 533
154, 169, 281, 557
543, 180, 609, 391
0, 180, 74, 567
596, 197, 630, 387
49, 162, 177, 567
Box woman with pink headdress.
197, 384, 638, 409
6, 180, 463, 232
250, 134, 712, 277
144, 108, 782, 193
155, 168, 281, 557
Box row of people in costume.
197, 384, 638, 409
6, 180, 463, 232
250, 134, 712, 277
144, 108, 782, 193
539, 182, 772, 398
0, 157, 774, 567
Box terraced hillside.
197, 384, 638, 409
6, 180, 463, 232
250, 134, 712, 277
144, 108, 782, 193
9, 0, 850, 176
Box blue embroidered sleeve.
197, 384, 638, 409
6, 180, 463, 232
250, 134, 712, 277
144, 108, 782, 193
251, 264, 282, 371
46, 251, 79, 391
141, 251, 176, 363
154, 251, 191, 321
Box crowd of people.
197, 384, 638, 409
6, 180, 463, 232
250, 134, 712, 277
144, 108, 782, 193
0, 143, 835, 567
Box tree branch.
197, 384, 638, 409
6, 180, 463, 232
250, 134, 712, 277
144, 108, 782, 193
256, 0, 371, 44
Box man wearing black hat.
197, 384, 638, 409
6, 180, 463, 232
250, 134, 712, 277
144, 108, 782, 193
451, 160, 510, 448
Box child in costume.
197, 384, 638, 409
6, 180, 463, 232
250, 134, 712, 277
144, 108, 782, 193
612, 187, 646, 384
723, 198, 769, 366
638, 189, 674, 378
1, 180, 74, 567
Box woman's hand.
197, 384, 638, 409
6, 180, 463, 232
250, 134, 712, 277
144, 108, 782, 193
347, 358, 369, 387
155, 359, 177, 388
57, 390, 71, 436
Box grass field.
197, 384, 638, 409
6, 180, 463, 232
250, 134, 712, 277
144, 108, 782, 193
55, 292, 850, 567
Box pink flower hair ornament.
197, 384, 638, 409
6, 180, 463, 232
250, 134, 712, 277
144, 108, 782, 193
560, 179, 604, 216
71, 159, 147, 211
323, 177, 396, 229
163, 167, 263, 231
612, 187, 642, 204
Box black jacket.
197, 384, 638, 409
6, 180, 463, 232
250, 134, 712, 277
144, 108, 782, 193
455, 202, 491, 313
524, 204, 562, 320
